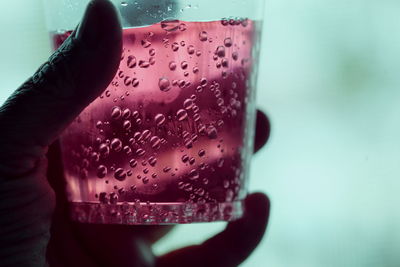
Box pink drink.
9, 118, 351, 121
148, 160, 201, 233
55, 19, 257, 224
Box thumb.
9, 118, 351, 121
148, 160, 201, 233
0, 0, 122, 176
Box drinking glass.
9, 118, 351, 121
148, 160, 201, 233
43, 0, 266, 224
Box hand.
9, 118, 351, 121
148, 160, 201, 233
0, 1, 271, 266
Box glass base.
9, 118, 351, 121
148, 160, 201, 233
70, 201, 244, 225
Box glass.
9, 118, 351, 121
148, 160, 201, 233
43, 0, 265, 225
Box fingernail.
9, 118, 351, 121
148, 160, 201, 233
76, 0, 121, 48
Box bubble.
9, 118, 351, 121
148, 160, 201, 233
111, 106, 122, 119
182, 131, 190, 139
127, 55, 137, 68
152, 173, 157, 179
99, 143, 110, 156
180, 40, 186, 46
196, 86, 203, 93
187, 45, 195, 55
110, 138, 123, 152
217, 98, 224, 106
221, 18, 229, 26
196, 50, 202, 56
184, 139, 193, 149
96, 121, 103, 129
129, 159, 138, 168
149, 48, 156, 56
105, 90, 111, 97
232, 52, 239, 61
224, 37, 233, 47
142, 177, 149, 184
150, 136, 161, 149
198, 124, 206, 134
143, 168, 149, 174
110, 192, 119, 204
216, 46, 226, 57
182, 154, 189, 163
136, 148, 146, 156
207, 126, 218, 139
181, 61, 188, 70
148, 156, 157, 167
132, 110, 140, 119
149, 57, 156, 65
161, 19, 180, 32
114, 168, 126, 181
183, 183, 193, 192
97, 165, 107, 178
176, 109, 188, 121
189, 157, 196, 165
99, 192, 108, 204
222, 71, 228, 79
183, 99, 194, 110
163, 167, 171, 173
159, 77, 171, 92
169, 61, 177, 71
155, 114, 166, 126
193, 67, 199, 74
139, 60, 150, 68
223, 179, 230, 189
199, 78, 207, 88
121, 1, 128, 6
218, 158, 225, 167
130, 78, 139, 88
222, 58, 229, 68
123, 120, 132, 131
198, 149, 206, 157
199, 31, 208, 41
193, 114, 201, 122
172, 42, 179, 51
130, 185, 137, 191
142, 129, 152, 141
179, 23, 187, 31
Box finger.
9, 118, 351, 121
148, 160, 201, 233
0, 0, 122, 176
254, 109, 271, 153
156, 193, 270, 267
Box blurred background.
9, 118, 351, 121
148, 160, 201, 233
1, 0, 400, 266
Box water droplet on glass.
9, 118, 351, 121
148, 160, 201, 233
163, 166, 171, 173
149, 57, 156, 65
176, 109, 188, 121
199, 31, 208, 41
179, 23, 187, 31
189, 157, 196, 165
96, 121, 103, 129
159, 77, 171, 92
150, 136, 161, 149
161, 19, 180, 32
155, 114, 166, 126
111, 106, 122, 120
183, 98, 194, 110
142, 177, 149, 184
127, 55, 137, 68
142, 129, 152, 141
222, 58, 229, 68
97, 165, 107, 178
99, 143, 110, 156
114, 168, 126, 181
232, 52, 239, 61
182, 154, 189, 163
149, 48, 156, 56
180, 40, 186, 47
136, 148, 146, 156
141, 39, 151, 48
193, 67, 199, 74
